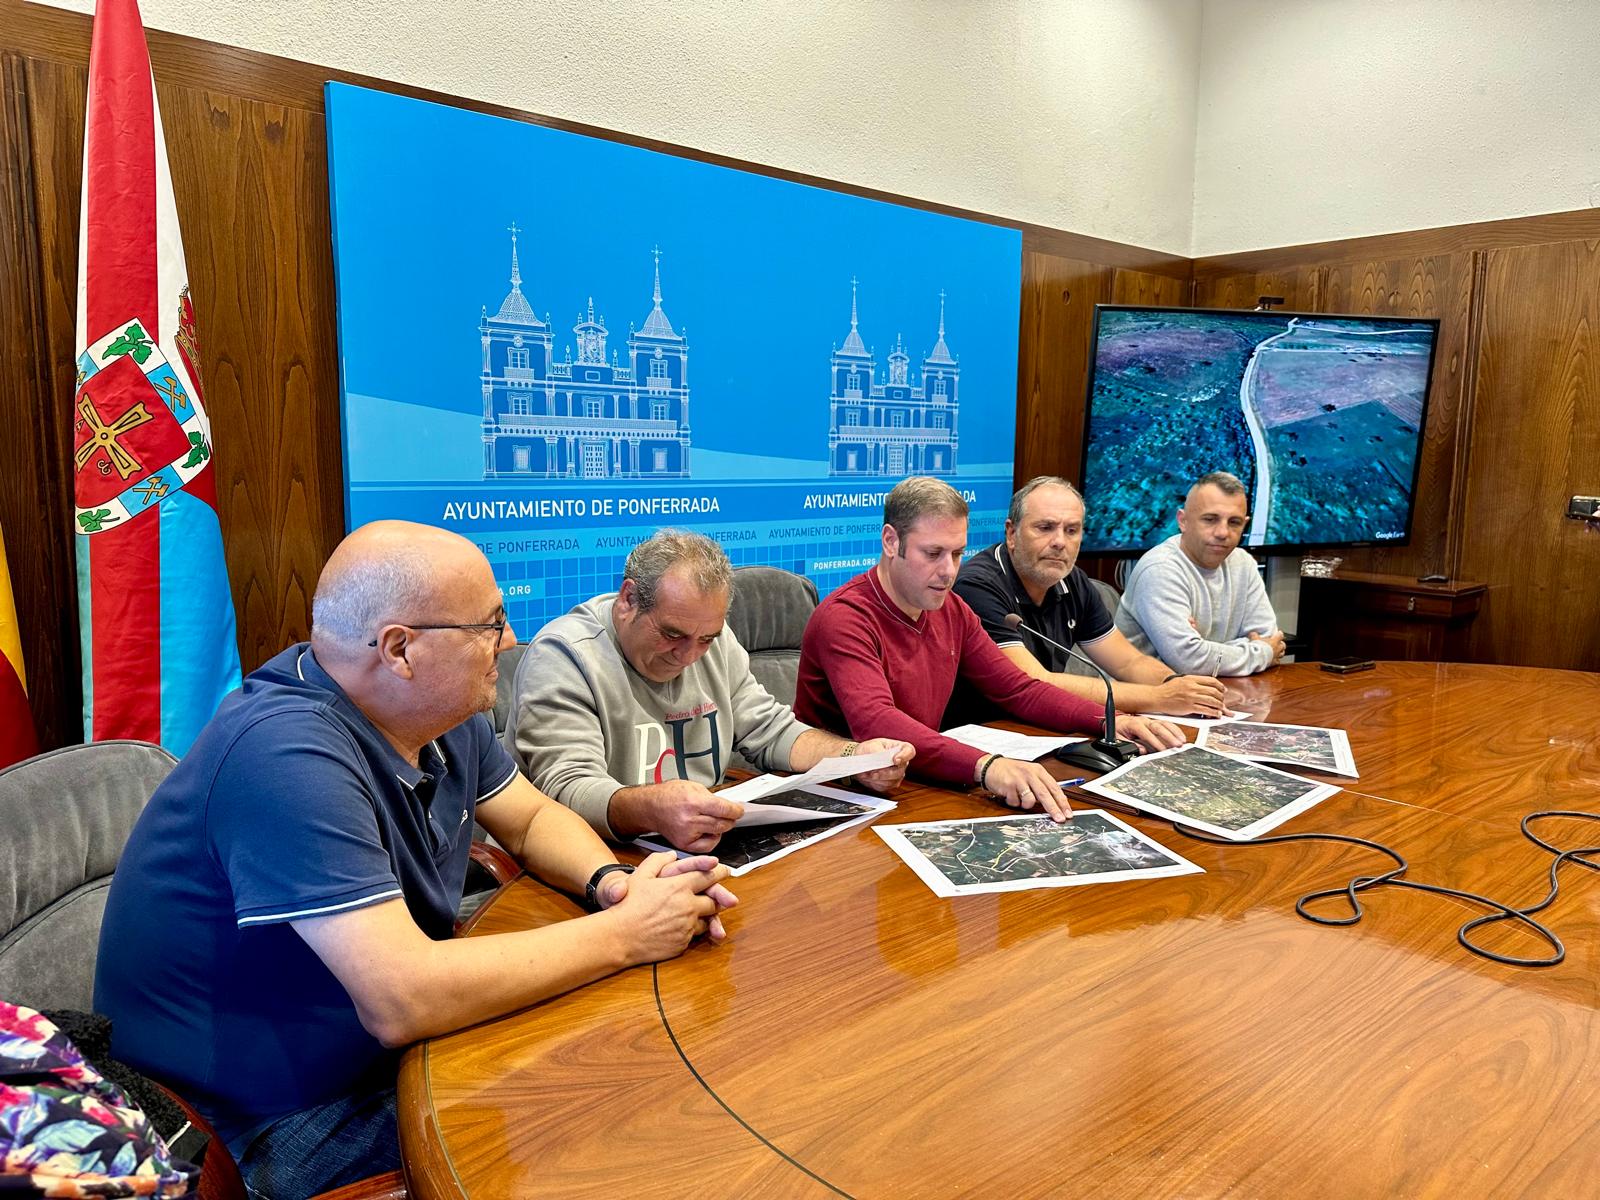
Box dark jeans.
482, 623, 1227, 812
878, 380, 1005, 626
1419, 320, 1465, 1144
234, 1084, 400, 1200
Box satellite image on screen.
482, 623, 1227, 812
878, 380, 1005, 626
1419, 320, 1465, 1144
1080, 308, 1437, 553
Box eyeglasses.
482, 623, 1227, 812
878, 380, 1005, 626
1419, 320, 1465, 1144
367, 616, 508, 648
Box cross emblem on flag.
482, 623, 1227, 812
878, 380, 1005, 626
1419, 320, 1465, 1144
74, 392, 154, 480
73, 320, 211, 532
72, 0, 241, 755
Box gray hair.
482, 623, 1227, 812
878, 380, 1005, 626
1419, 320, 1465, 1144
312, 547, 435, 646
1186, 471, 1248, 506
623, 529, 733, 612
884, 476, 968, 544
1007, 476, 1083, 527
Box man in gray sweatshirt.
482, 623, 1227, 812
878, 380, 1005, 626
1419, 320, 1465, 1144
506, 530, 912, 852
1115, 472, 1285, 677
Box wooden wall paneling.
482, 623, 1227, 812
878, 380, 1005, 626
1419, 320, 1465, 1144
0, 53, 79, 750
1457, 239, 1600, 670
1109, 266, 1191, 308
155, 84, 345, 668
1192, 208, 1600, 282
1013, 251, 1113, 490
1191, 267, 1319, 313
1317, 253, 1473, 579
1443, 252, 1489, 580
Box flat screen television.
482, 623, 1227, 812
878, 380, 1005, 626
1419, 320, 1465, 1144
1078, 305, 1440, 555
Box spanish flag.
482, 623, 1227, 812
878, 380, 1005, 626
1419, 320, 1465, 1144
0, 526, 40, 769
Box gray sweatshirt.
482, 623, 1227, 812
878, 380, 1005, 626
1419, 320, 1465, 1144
1114, 535, 1279, 676
505, 594, 809, 838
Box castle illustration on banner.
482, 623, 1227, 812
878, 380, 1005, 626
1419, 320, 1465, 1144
478, 227, 959, 480
827, 278, 960, 477
480, 225, 691, 480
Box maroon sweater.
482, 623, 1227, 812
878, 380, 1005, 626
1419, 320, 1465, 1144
795, 569, 1105, 785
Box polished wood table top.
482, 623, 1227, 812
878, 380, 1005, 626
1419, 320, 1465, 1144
400, 663, 1600, 1199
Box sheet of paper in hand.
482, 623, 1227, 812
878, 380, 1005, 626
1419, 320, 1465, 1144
636, 784, 896, 875
715, 748, 898, 804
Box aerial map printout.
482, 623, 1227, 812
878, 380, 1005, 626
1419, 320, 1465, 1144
877, 810, 1202, 897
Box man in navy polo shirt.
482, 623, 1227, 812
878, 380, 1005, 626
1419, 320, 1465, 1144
95, 521, 734, 1199
952, 477, 1227, 719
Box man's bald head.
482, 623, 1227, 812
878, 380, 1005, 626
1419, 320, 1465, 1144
312, 521, 484, 656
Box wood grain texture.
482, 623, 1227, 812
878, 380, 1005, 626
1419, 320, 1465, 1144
0, 52, 79, 749
156, 83, 346, 665
1458, 240, 1600, 670
1109, 265, 1192, 308
406, 663, 1600, 1199
1194, 207, 1600, 281
1298, 573, 1487, 663
1012, 252, 1112, 490
1318, 254, 1473, 579
1191, 266, 1318, 314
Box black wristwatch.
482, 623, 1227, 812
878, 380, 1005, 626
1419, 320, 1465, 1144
584, 863, 634, 911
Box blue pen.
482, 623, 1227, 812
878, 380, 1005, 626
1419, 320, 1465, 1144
1057, 776, 1087, 789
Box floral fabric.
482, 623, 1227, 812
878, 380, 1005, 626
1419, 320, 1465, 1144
0, 1003, 197, 1198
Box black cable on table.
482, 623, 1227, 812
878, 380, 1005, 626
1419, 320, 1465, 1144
1085, 793, 1600, 968
652, 962, 857, 1199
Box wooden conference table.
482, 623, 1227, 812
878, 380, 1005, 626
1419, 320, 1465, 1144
398, 662, 1600, 1198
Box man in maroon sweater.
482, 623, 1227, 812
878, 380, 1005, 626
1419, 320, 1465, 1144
796, 477, 1183, 818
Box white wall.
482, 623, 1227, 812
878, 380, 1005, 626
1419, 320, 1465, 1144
1193, 0, 1600, 256
39, 0, 1203, 255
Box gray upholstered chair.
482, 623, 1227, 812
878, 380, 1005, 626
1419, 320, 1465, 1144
0, 740, 176, 1013
1064, 576, 1126, 678
726, 565, 820, 707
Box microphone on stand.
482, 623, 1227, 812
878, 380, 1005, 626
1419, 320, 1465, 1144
1002, 613, 1140, 775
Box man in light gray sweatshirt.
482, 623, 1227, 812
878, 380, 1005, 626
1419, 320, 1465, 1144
506, 530, 912, 853
1115, 472, 1285, 677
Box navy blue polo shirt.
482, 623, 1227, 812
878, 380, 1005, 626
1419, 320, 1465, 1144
952, 543, 1116, 671
94, 644, 519, 1150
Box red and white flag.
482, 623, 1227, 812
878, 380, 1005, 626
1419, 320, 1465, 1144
73, 0, 240, 753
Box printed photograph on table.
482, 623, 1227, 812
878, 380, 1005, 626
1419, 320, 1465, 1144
636, 793, 894, 875
1195, 721, 1359, 778
876, 810, 1202, 897
325, 83, 1022, 633
1081, 745, 1341, 840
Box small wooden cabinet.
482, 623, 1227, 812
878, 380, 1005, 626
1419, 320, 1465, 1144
1298, 571, 1487, 662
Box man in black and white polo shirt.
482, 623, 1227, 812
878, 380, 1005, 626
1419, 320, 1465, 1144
952, 477, 1227, 719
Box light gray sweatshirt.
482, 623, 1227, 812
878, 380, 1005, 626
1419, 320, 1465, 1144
504, 594, 809, 838
1114, 535, 1279, 676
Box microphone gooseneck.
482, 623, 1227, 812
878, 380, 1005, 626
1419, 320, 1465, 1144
1002, 611, 1139, 771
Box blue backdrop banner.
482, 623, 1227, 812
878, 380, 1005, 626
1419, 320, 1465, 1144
326, 83, 1022, 633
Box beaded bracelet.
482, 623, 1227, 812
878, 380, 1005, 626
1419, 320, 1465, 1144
978, 753, 1003, 791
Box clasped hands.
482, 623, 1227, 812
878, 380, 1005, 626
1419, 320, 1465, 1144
593, 852, 738, 951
